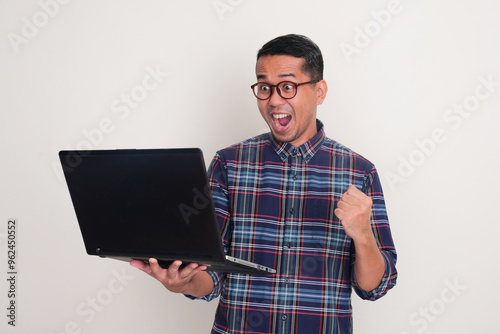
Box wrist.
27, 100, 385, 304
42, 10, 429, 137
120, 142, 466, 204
352, 232, 377, 249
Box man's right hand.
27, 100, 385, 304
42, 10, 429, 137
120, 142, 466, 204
130, 258, 209, 295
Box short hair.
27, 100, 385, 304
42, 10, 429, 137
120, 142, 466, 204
257, 34, 324, 81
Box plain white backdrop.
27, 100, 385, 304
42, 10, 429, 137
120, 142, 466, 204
1, 1, 499, 333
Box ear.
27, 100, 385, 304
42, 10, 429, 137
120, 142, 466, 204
316, 80, 328, 105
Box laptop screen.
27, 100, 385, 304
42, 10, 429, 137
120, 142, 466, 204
59, 149, 224, 261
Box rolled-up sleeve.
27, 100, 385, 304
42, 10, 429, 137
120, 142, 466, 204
352, 249, 398, 300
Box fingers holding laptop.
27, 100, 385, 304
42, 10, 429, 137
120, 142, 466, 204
130, 258, 208, 294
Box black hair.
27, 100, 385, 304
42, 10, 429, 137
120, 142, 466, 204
257, 34, 324, 80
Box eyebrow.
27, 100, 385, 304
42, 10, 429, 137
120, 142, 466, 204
256, 73, 297, 81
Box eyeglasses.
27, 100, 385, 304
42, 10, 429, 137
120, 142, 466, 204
251, 80, 320, 100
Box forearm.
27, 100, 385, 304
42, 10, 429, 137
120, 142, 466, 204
182, 271, 215, 297
353, 235, 385, 292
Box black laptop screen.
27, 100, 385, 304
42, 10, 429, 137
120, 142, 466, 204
59, 149, 224, 261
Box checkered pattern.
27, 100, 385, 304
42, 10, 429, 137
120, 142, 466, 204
202, 120, 397, 334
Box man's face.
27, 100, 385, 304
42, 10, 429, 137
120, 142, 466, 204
255, 55, 327, 147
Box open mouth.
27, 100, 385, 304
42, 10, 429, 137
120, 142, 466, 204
273, 114, 292, 129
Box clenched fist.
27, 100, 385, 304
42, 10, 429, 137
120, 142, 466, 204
334, 185, 374, 243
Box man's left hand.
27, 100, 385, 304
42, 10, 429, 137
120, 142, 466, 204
334, 185, 373, 242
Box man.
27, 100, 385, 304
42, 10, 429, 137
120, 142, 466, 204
131, 34, 397, 333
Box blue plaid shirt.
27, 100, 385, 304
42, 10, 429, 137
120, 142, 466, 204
200, 120, 397, 334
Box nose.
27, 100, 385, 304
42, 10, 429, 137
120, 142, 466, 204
268, 87, 287, 107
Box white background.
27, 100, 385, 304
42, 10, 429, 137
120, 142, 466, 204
1, 1, 499, 333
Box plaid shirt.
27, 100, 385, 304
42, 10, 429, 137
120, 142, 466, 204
201, 120, 397, 334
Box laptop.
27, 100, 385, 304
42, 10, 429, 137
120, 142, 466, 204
59, 148, 276, 275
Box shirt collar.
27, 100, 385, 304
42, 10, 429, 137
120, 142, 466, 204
269, 119, 326, 163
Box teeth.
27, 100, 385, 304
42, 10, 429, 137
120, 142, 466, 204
273, 114, 290, 119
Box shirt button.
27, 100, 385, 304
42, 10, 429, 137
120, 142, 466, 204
282, 314, 287, 321
293, 175, 298, 181
289, 208, 295, 214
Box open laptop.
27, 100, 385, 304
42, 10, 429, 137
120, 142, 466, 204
59, 148, 276, 275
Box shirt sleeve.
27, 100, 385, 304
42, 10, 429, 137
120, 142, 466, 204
185, 152, 230, 302
351, 167, 398, 301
